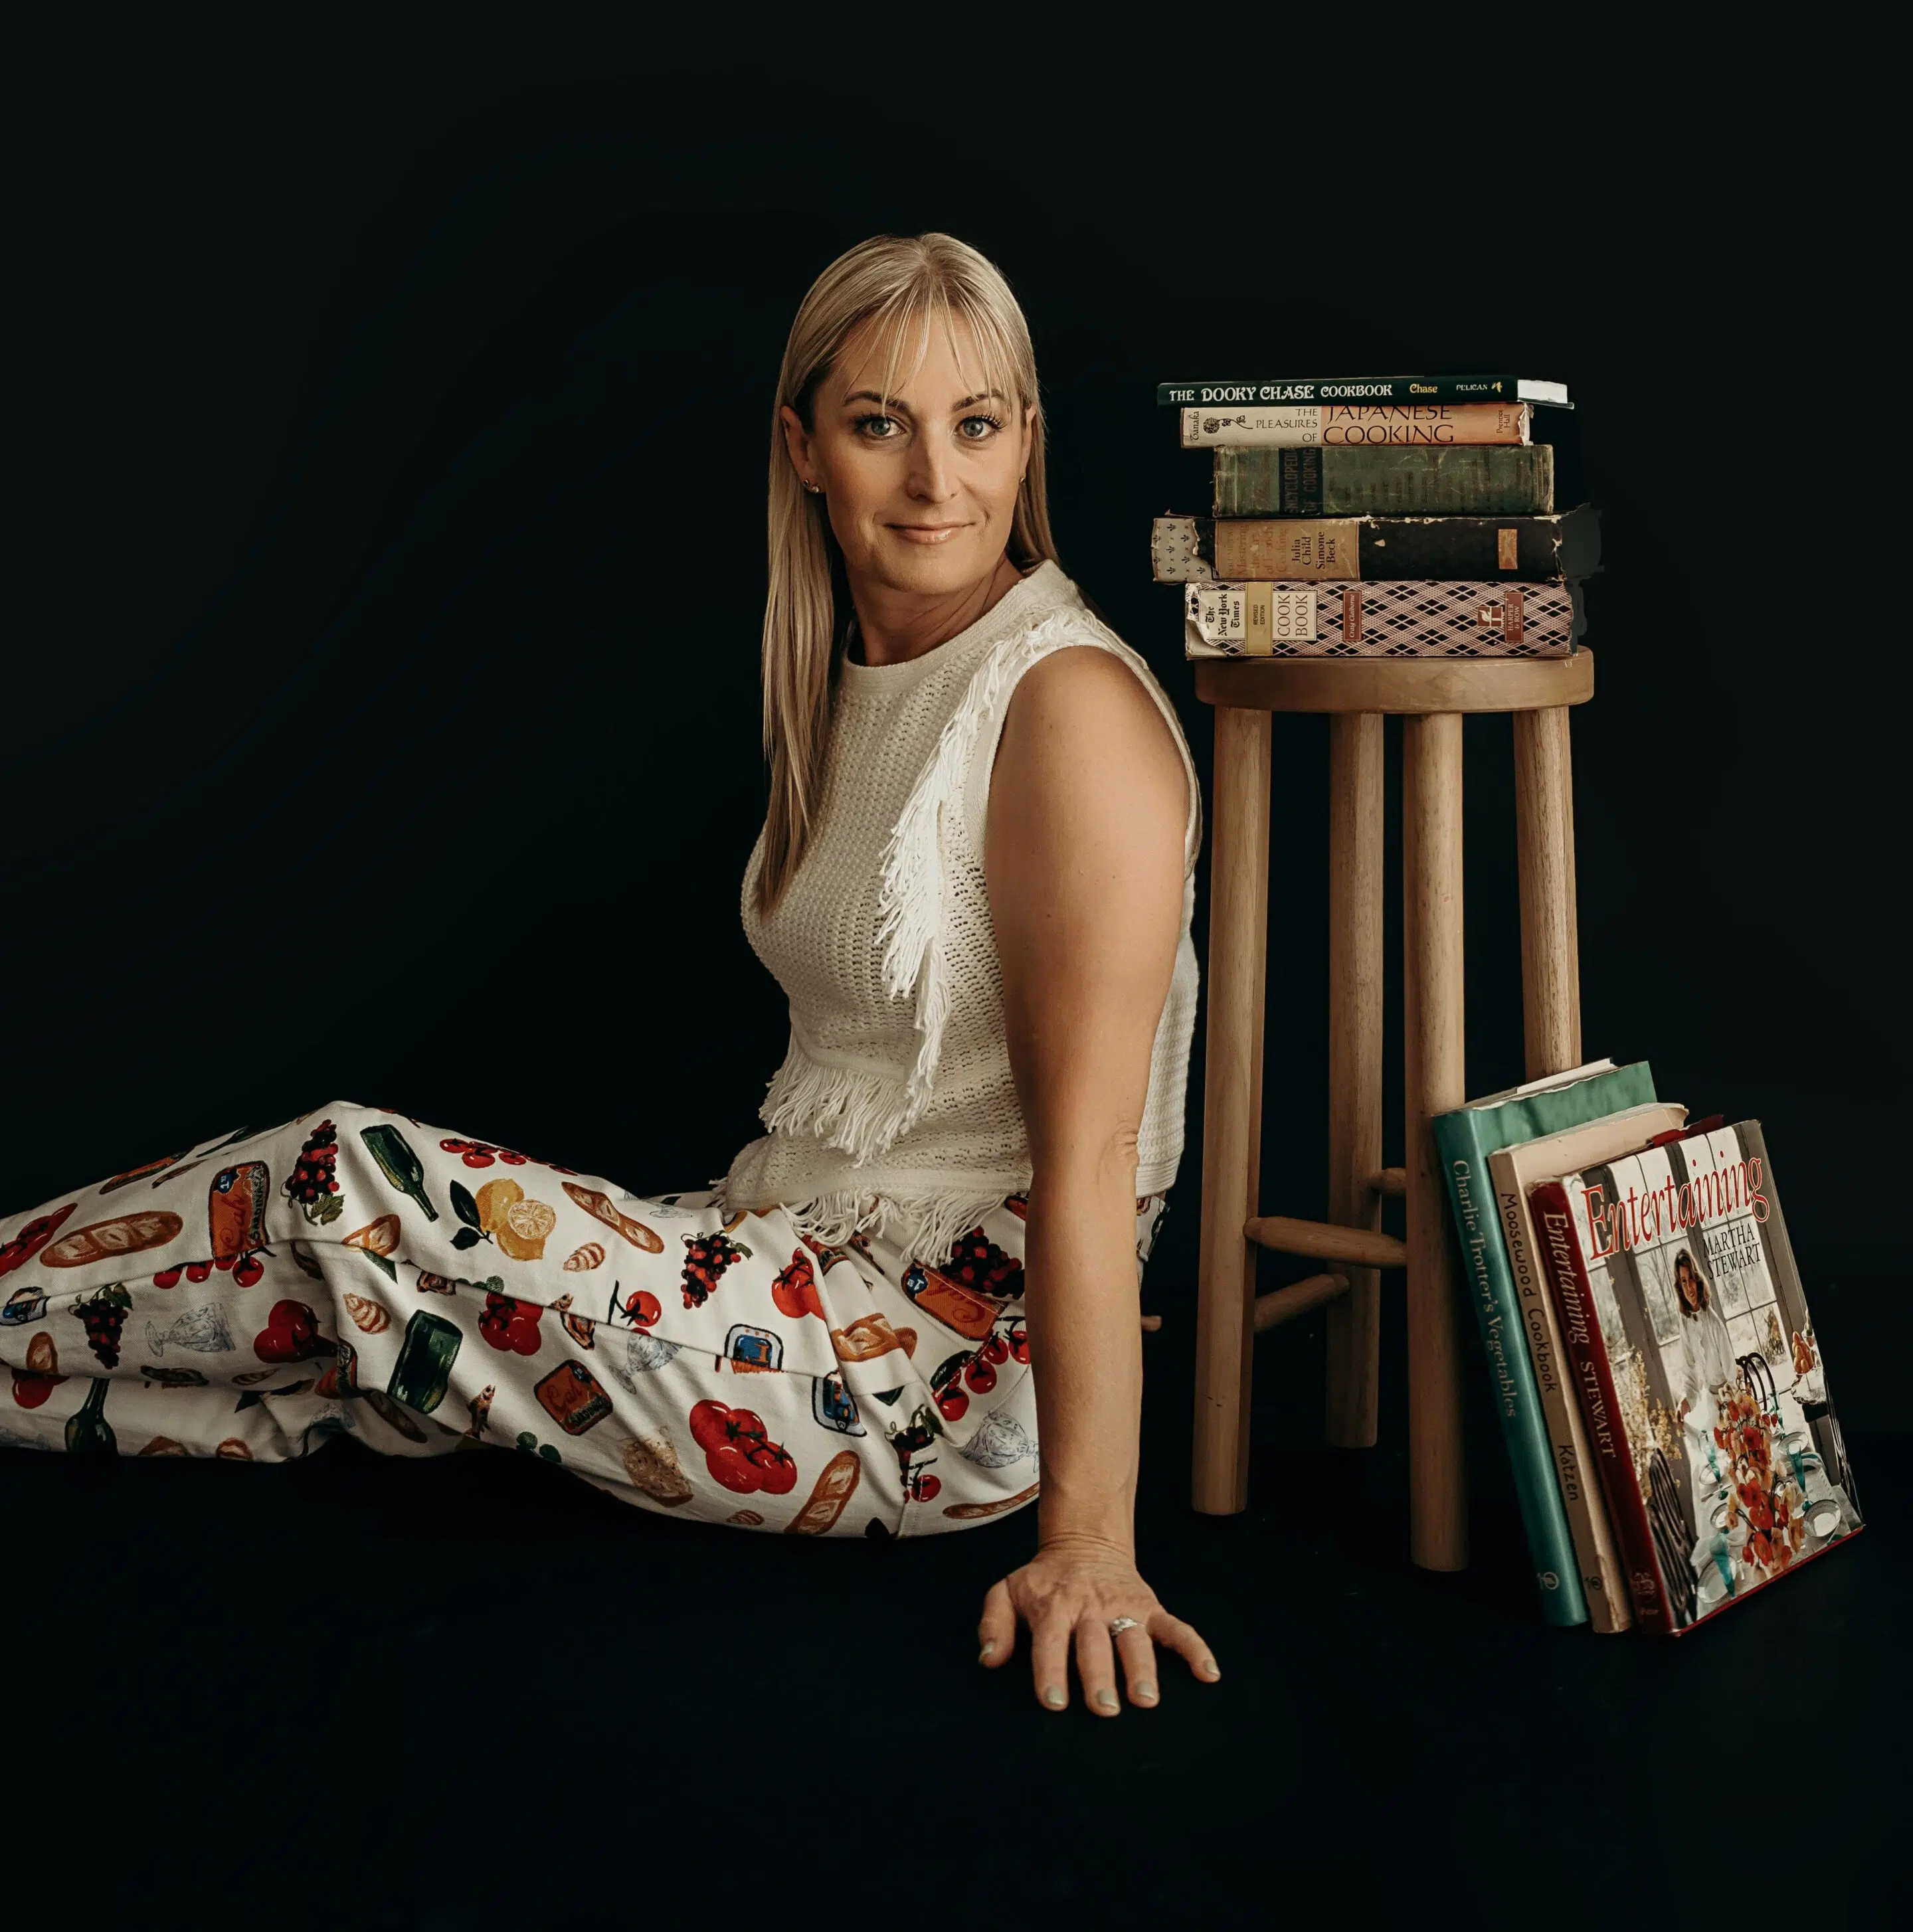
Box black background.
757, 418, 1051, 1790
7, 26, 1906, 1925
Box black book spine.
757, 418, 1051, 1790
1154, 508, 1600, 582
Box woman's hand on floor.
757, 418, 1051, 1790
976, 1534, 1220, 1715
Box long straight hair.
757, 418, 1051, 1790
755, 232, 1057, 917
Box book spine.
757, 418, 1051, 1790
1213, 445, 1555, 517
1180, 404, 1529, 449
1151, 509, 1600, 584
1434, 1117, 1588, 1627
1490, 1151, 1634, 1633
1184, 580, 1580, 659
1160, 376, 1562, 407
1528, 1180, 1675, 1634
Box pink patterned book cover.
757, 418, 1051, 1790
1183, 578, 1583, 659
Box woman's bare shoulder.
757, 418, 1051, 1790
991, 641, 1186, 845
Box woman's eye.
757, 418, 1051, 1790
853, 414, 900, 440
958, 414, 1004, 440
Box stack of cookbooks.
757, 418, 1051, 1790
1433, 1060, 1864, 1635
1152, 374, 1594, 658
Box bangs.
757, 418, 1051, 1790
841, 276, 1025, 414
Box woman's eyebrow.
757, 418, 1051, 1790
839, 387, 1007, 412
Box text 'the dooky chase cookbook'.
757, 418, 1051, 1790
1529, 1122, 1864, 1634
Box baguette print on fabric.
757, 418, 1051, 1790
0, 1098, 1171, 1539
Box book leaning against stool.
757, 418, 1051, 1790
1439, 1063, 1865, 1636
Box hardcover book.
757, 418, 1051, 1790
1152, 509, 1600, 584
1529, 1123, 1864, 1635
1180, 402, 1529, 448
1432, 1060, 1660, 1630
1158, 375, 1570, 408
1213, 444, 1554, 517
1184, 580, 1583, 659
1487, 1101, 1692, 1634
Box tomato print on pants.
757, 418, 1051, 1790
0, 1098, 1173, 1538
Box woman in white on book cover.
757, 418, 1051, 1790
1671, 1245, 1738, 1589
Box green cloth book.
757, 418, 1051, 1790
1212, 443, 1554, 517
1433, 1057, 1658, 1628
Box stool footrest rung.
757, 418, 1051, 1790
1372, 1166, 1406, 1197
1244, 1214, 1407, 1271
1254, 1273, 1350, 1332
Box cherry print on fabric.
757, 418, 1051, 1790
0, 1099, 1172, 1538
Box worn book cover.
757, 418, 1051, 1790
1531, 1123, 1863, 1635
1213, 444, 1555, 517
1489, 1101, 1691, 1634
1184, 580, 1582, 659
1434, 1063, 1662, 1629
1158, 375, 1570, 408
1151, 509, 1601, 583
1180, 402, 1530, 448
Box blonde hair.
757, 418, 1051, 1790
755, 232, 1057, 917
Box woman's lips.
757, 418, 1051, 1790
888, 522, 967, 545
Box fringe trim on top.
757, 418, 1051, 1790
755, 1029, 914, 1170
754, 604, 1127, 1172
784, 1174, 1028, 1282
743, 1182, 1018, 1274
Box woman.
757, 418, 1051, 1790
1671, 1245, 1739, 1593
0, 233, 1218, 1715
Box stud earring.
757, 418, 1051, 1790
802, 480, 823, 495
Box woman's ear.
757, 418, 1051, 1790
780, 404, 818, 491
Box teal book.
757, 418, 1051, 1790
1433, 1057, 1659, 1628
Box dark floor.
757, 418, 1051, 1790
7, 1265, 1906, 1930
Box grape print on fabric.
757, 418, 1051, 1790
0, 1098, 1172, 1538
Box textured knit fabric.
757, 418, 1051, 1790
721, 560, 1203, 1266
0, 1100, 1170, 1538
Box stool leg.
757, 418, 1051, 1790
1402, 712, 1469, 1571
1513, 705, 1582, 1079
1324, 713, 1384, 1447
1193, 705, 1271, 1515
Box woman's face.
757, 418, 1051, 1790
1677, 1261, 1698, 1310
781, 310, 1034, 603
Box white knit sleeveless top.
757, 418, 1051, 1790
719, 561, 1203, 1265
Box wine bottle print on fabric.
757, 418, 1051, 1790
0, 1096, 1180, 1533
65, 1377, 116, 1457
359, 1124, 439, 1222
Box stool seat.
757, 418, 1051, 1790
1191, 648, 1593, 1573
1192, 649, 1595, 715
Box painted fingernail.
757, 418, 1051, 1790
1135, 1679, 1158, 1702
1094, 1688, 1119, 1711
978, 1640, 996, 1662
1202, 1658, 1222, 1679
1043, 1685, 1065, 1708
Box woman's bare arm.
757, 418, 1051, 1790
975, 643, 1218, 1713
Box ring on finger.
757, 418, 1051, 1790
1107, 1616, 1142, 1638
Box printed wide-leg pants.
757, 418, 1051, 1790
0, 1099, 1169, 1538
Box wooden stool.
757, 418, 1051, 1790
1190, 652, 1595, 1569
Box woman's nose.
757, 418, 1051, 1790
907, 443, 957, 501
